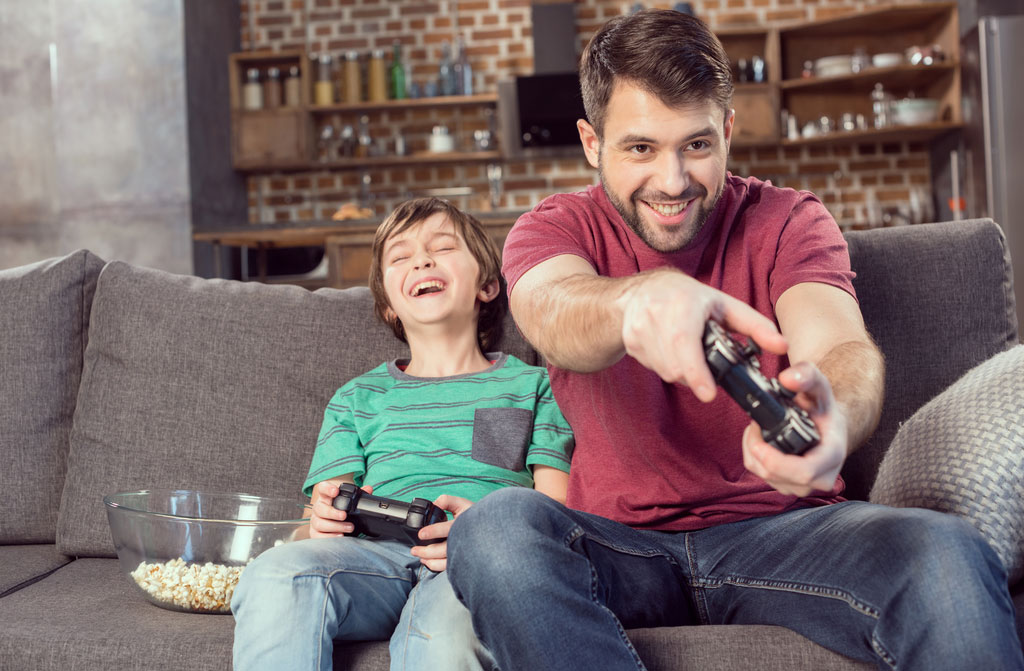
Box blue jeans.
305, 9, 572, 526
448, 488, 1023, 671
231, 536, 494, 671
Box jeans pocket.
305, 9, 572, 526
471, 407, 533, 471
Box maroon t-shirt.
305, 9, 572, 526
502, 175, 856, 531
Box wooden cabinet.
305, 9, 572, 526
718, 29, 781, 147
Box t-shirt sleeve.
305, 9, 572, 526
769, 193, 857, 306
502, 195, 598, 297
301, 386, 366, 498
524, 372, 575, 474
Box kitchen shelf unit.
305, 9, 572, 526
228, 49, 499, 173
776, 2, 961, 146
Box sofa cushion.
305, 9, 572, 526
843, 219, 1018, 500
0, 545, 72, 597
56, 262, 537, 557
0, 250, 105, 543
0, 559, 871, 671
870, 345, 1024, 583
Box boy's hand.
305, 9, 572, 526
410, 495, 474, 572
309, 480, 368, 538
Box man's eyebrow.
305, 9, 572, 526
615, 127, 716, 147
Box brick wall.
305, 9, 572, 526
240, 0, 937, 230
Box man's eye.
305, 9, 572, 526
688, 140, 710, 151
629, 145, 651, 155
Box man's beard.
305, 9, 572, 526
598, 160, 724, 253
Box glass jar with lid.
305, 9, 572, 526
314, 54, 334, 106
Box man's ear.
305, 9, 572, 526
577, 118, 600, 169
477, 278, 501, 303
723, 108, 736, 153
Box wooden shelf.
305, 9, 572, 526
233, 150, 502, 174
308, 93, 498, 115
781, 121, 962, 147
781, 62, 958, 93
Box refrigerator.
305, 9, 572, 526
933, 14, 1024, 335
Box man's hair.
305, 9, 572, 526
579, 9, 734, 138
368, 197, 507, 351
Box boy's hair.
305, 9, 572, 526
579, 9, 734, 139
369, 197, 507, 351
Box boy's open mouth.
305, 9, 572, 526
410, 280, 446, 297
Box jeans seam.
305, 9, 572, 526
684, 533, 712, 625
698, 575, 882, 620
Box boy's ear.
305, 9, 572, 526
477, 278, 501, 303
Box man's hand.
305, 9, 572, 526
409, 495, 475, 572
308, 480, 365, 538
619, 269, 788, 402
741, 361, 848, 497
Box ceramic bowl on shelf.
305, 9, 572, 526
871, 52, 904, 68
891, 98, 939, 126
813, 54, 854, 78
104, 489, 308, 613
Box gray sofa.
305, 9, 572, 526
0, 218, 1020, 671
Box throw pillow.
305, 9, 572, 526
869, 345, 1024, 583
0, 250, 106, 543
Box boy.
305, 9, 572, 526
230, 197, 573, 671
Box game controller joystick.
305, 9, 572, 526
331, 483, 448, 546
703, 320, 819, 455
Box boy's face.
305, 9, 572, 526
380, 212, 498, 337
577, 80, 734, 252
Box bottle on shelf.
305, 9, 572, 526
438, 41, 456, 97
454, 34, 472, 96
871, 82, 894, 129
389, 41, 406, 100
356, 115, 373, 158
284, 65, 301, 107
263, 67, 282, 108
243, 68, 263, 110
344, 51, 362, 104
368, 49, 388, 103
314, 54, 334, 106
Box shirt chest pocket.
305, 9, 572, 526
471, 407, 534, 472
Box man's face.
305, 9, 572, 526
578, 81, 734, 252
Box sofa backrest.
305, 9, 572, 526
0, 250, 105, 544
841, 218, 1019, 500
56, 260, 537, 557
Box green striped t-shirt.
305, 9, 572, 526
302, 353, 574, 504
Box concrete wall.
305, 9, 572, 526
0, 0, 245, 274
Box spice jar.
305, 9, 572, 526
284, 65, 301, 107
263, 67, 282, 108
314, 54, 334, 106
344, 51, 362, 104
368, 49, 387, 102
242, 68, 263, 110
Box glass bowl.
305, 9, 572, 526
104, 489, 308, 614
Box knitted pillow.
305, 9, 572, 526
869, 345, 1024, 583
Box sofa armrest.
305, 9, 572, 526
841, 219, 1019, 500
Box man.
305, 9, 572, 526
446, 9, 1022, 670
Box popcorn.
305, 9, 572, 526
130, 558, 248, 613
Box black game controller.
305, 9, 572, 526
703, 320, 820, 455
331, 483, 448, 546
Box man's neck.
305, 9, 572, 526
402, 327, 492, 378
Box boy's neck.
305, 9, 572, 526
402, 326, 493, 377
